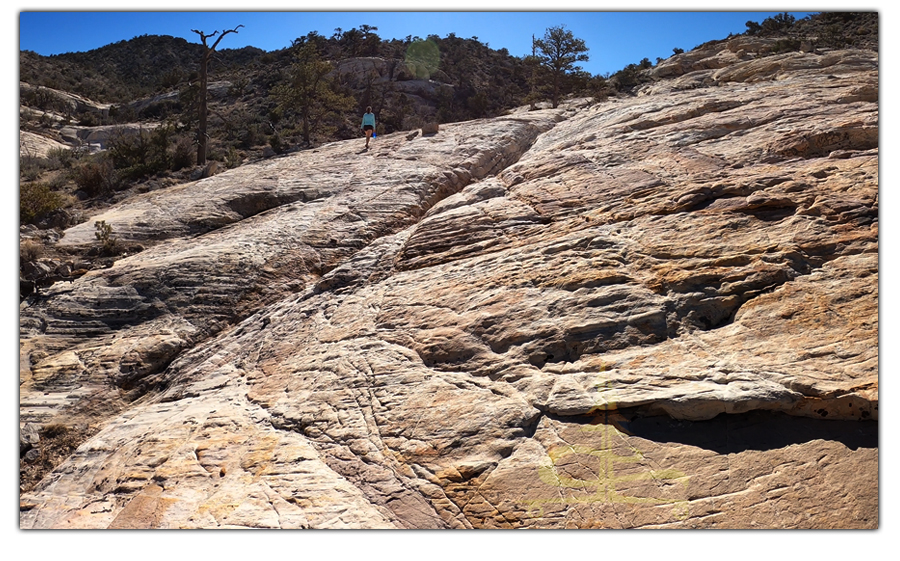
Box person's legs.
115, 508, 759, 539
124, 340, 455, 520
364, 128, 372, 148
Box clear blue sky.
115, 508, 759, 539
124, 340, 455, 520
19, 5, 821, 77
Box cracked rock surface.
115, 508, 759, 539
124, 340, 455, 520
20, 41, 877, 529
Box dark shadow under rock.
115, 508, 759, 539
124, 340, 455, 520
621, 409, 877, 453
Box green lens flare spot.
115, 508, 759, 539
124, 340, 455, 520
405, 39, 440, 80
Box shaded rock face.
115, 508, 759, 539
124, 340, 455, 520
19, 45, 878, 529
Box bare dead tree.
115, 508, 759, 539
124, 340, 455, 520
191, 25, 243, 166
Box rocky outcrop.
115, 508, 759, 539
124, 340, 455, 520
330, 56, 454, 121
646, 35, 881, 94
20, 81, 113, 116
126, 81, 232, 116
20, 130, 71, 158
19, 44, 878, 529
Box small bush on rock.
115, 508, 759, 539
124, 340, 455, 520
19, 154, 52, 182
20, 182, 70, 225
94, 220, 121, 256
20, 239, 43, 262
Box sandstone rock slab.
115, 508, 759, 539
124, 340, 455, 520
20, 46, 878, 529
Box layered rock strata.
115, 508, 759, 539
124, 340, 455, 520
20, 43, 878, 529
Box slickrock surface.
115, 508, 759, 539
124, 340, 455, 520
20, 41, 878, 529
20, 130, 70, 158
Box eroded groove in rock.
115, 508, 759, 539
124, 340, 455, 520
20, 111, 563, 420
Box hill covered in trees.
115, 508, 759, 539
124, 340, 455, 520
19, 28, 536, 130
19, 12, 877, 234
20, 13, 878, 99
20, 12, 877, 140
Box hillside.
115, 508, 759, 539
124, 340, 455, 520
19, 28, 533, 142
20, 12, 877, 152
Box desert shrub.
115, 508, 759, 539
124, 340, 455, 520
177, 83, 201, 128
239, 123, 267, 149
772, 39, 802, 53
225, 146, 243, 169
21, 87, 70, 114
822, 12, 857, 24
20, 181, 70, 224
205, 137, 235, 165
228, 76, 250, 97
402, 113, 424, 130
94, 220, 121, 255
43, 172, 70, 192
138, 99, 182, 120
466, 92, 489, 117
746, 12, 797, 36
19, 154, 52, 182
75, 109, 102, 126
821, 23, 854, 48
70, 155, 119, 196
762, 12, 796, 34
171, 135, 195, 171
107, 104, 137, 124
223, 109, 266, 144
587, 75, 609, 103
149, 125, 177, 170
107, 128, 153, 177
46, 146, 78, 169
107, 125, 176, 179
22, 146, 85, 179
159, 68, 183, 89
269, 134, 284, 154
610, 64, 641, 92
20, 239, 43, 262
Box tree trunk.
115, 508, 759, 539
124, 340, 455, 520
197, 54, 209, 166
551, 72, 560, 108
530, 35, 537, 110
191, 26, 242, 167
302, 104, 310, 145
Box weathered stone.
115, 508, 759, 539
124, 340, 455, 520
20, 81, 112, 116
19, 43, 878, 529
19, 130, 70, 159
20, 424, 40, 454
57, 123, 160, 151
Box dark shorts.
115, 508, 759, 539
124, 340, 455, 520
363, 125, 374, 132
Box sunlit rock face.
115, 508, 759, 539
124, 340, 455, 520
19, 42, 878, 529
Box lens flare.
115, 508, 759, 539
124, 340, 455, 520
404, 39, 440, 80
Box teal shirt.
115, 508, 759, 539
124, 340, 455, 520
361, 112, 376, 128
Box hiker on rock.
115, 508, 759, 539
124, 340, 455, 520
361, 106, 376, 150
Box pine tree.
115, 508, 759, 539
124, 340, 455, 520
273, 37, 355, 146
533, 25, 590, 108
